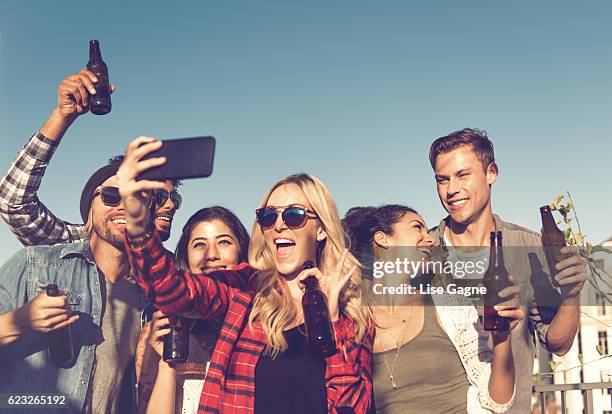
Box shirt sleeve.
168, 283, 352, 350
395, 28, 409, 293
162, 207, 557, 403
325, 317, 374, 414
125, 229, 253, 319
0, 248, 30, 314
0, 133, 84, 246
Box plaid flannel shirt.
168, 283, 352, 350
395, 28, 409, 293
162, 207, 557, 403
126, 229, 374, 414
0, 133, 84, 246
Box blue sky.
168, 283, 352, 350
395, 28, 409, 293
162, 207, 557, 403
1, 1, 610, 263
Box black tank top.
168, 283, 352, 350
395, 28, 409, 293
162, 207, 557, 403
255, 324, 327, 414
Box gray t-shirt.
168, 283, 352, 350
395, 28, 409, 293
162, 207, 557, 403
443, 233, 489, 281
84, 277, 142, 414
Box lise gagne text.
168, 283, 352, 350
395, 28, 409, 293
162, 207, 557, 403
371, 283, 487, 297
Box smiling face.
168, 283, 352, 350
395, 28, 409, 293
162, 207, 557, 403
91, 176, 127, 250
153, 181, 179, 241
434, 145, 497, 227
89, 176, 177, 248
262, 183, 326, 278
374, 211, 435, 270
186, 219, 241, 274
385, 212, 435, 249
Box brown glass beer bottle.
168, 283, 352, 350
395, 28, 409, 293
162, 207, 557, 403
163, 316, 190, 363
301, 260, 337, 357
87, 40, 112, 115
483, 232, 512, 331
540, 205, 570, 282
46, 284, 75, 367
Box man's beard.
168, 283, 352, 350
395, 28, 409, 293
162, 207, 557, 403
93, 218, 125, 251
154, 212, 173, 241
159, 226, 171, 242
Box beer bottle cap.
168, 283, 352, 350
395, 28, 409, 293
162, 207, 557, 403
46, 284, 60, 297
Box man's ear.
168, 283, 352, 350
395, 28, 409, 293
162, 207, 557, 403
373, 231, 389, 248
316, 227, 327, 242
486, 162, 498, 186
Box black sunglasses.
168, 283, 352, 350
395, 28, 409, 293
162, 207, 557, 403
94, 186, 182, 209
153, 189, 182, 210
256, 206, 318, 230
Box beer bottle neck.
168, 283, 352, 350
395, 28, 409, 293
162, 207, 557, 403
303, 276, 320, 291
540, 207, 557, 232
489, 238, 505, 269
89, 41, 102, 61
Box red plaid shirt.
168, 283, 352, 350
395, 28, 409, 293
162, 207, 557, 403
126, 230, 373, 414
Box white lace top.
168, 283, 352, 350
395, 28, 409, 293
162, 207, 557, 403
433, 293, 515, 413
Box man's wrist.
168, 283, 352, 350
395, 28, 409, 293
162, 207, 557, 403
560, 287, 582, 305
8, 308, 28, 334
39, 109, 75, 141
560, 295, 581, 306
127, 221, 155, 247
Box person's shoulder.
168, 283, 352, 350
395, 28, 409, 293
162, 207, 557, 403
24, 240, 91, 262
498, 218, 542, 244
0, 243, 61, 271
429, 217, 448, 242
500, 220, 540, 237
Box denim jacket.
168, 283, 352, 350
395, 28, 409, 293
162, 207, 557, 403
0, 240, 104, 413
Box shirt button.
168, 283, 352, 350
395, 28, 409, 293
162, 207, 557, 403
92, 315, 97, 320
81, 380, 85, 385
87, 347, 93, 351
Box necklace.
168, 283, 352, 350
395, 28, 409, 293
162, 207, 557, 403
375, 306, 416, 389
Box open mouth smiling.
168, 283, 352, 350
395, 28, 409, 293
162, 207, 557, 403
275, 237, 296, 258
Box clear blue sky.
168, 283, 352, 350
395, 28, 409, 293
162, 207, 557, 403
1, 1, 610, 263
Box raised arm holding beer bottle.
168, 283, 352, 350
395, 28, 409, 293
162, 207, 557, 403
0, 41, 180, 247
0, 40, 116, 245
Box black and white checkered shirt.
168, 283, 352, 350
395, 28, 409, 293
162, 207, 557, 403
0, 133, 84, 246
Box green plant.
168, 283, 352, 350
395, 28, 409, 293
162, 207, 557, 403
550, 192, 612, 304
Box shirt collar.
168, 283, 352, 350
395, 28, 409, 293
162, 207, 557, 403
59, 240, 95, 264
435, 213, 506, 246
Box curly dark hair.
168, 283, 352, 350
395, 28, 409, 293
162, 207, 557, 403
341, 204, 417, 261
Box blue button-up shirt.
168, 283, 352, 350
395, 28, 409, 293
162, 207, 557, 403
0, 240, 104, 413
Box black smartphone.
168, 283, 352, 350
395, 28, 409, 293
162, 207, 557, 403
139, 136, 215, 181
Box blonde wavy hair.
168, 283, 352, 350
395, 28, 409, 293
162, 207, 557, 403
248, 173, 370, 358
